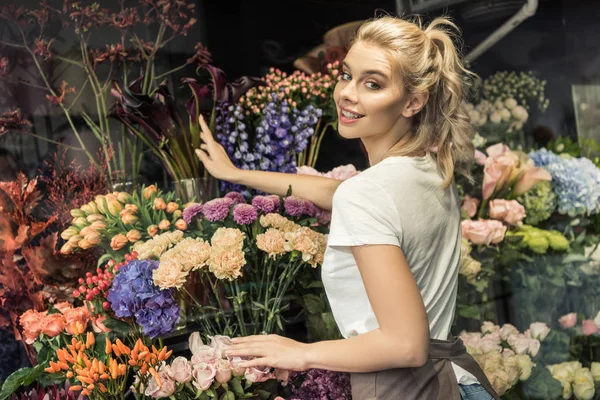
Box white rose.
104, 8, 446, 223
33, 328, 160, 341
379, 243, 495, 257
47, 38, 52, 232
490, 111, 502, 124
494, 99, 505, 110
478, 114, 488, 126
514, 354, 534, 381
500, 108, 511, 121
590, 362, 600, 381
499, 324, 520, 341
561, 380, 573, 399
481, 321, 500, 334
505, 98, 518, 109
512, 105, 529, 122
528, 322, 551, 341
573, 368, 595, 400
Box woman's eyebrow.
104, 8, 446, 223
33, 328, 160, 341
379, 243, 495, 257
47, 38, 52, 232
342, 62, 389, 80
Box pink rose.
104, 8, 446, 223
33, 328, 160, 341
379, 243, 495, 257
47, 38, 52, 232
528, 339, 541, 357
325, 164, 360, 180
462, 220, 506, 245
559, 313, 577, 329
191, 347, 218, 366
487, 220, 507, 244
512, 167, 552, 196
244, 366, 273, 383
461, 195, 480, 218
215, 359, 232, 384
508, 334, 531, 355
275, 368, 291, 386
474, 150, 488, 166
499, 324, 519, 341
192, 362, 216, 391
582, 320, 600, 336
145, 372, 175, 397
169, 357, 193, 383
230, 357, 247, 377
210, 335, 233, 358
489, 199, 526, 226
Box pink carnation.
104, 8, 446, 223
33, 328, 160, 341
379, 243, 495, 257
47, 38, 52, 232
224, 191, 246, 205
203, 198, 233, 222
233, 203, 258, 225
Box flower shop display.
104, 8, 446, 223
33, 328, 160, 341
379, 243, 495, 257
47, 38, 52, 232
0, 0, 211, 185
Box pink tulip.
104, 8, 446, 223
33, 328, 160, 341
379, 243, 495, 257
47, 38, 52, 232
558, 313, 577, 329
582, 320, 599, 336
512, 167, 552, 196
461, 195, 480, 218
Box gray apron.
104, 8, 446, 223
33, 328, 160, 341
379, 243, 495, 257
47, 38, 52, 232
351, 337, 500, 400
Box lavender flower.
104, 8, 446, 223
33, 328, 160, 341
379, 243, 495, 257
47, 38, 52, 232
252, 195, 279, 214
233, 203, 258, 225
182, 203, 203, 224
107, 259, 181, 338
289, 369, 352, 400
224, 191, 246, 205
284, 196, 317, 218
203, 197, 234, 222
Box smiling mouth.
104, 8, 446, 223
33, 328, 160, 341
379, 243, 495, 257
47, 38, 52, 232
340, 109, 365, 119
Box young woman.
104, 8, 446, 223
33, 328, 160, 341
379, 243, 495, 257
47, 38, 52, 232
195, 14, 499, 400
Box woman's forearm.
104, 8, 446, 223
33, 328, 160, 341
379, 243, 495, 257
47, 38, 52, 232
232, 169, 342, 211
303, 329, 428, 373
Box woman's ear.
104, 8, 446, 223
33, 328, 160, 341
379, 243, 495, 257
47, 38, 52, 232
401, 91, 430, 118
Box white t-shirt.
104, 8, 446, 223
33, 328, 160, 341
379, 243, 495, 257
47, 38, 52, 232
321, 154, 478, 384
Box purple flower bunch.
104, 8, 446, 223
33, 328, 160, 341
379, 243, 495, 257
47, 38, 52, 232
288, 369, 352, 400
215, 91, 322, 196
107, 259, 180, 338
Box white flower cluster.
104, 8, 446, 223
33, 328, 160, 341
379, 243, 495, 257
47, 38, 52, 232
547, 361, 600, 400
482, 70, 549, 114
464, 98, 529, 146
134, 230, 184, 260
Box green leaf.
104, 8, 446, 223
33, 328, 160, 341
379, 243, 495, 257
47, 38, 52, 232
256, 389, 271, 400
302, 294, 325, 314
0, 364, 46, 400
522, 365, 563, 399
457, 305, 480, 319
230, 378, 244, 396
102, 317, 132, 334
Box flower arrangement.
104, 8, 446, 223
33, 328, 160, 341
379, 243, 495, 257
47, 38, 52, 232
58, 184, 187, 261
0, 0, 211, 184
460, 321, 547, 396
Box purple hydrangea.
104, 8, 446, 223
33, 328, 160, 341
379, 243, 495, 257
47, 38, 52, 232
288, 369, 352, 400
107, 259, 180, 338
233, 203, 258, 225
224, 191, 247, 205
203, 197, 234, 222
183, 203, 203, 224
251, 195, 279, 214
284, 196, 317, 218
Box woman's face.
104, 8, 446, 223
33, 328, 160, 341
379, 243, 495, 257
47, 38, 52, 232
333, 41, 410, 141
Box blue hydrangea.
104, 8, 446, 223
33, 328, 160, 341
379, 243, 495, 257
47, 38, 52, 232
528, 149, 600, 216
107, 259, 180, 338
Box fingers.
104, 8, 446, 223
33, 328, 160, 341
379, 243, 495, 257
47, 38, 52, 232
198, 114, 214, 143
239, 357, 270, 369
195, 148, 210, 163
231, 335, 273, 344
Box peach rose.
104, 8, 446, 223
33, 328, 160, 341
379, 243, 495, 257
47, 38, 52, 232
19, 309, 46, 344
461, 195, 480, 218
41, 313, 66, 338
559, 313, 577, 329
489, 199, 526, 226
158, 219, 171, 230
63, 306, 91, 335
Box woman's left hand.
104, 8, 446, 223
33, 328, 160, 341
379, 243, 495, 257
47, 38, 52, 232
228, 334, 310, 371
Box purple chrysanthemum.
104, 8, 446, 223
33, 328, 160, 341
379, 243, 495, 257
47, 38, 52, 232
233, 203, 258, 225
203, 197, 234, 222
251, 195, 278, 214
224, 191, 247, 205
284, 196, 317, 217
107, 259, 181, 338
183, 203, 204, 224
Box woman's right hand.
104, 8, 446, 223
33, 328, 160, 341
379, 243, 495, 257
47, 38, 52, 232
195, 114, 241, 183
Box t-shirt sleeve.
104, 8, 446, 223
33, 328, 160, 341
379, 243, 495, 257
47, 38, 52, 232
327, 176, 402, 247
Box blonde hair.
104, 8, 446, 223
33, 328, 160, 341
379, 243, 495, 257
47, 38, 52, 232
351, 15, 478, 188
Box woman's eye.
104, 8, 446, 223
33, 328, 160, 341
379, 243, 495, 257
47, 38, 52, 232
341, 72, 351, 81
366, 81, 381, 90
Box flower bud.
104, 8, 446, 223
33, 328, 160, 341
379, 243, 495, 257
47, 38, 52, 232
110, 234, 128, 251
121, 214, 139, 225
78, 238, 95, 250
95, 195, 108, 214
154, 198, 167, 211
72, 217, 88, 228
60, 242, 74, 254
147, 225, 159, 237
175, 219, 187, 230
173, 210, 183, 219
79, 226, 95, 237
125, 204, 138, 213
158, 219, 171, 230
85, 232, 102, 245
86, 214, 106, 223
80, 203, 94, 215
166, 202, 179, 213
143, 185, 158, 200
67, 235, 83, 246
117, 192, 132, 204
90, 221, 107, 231
60, 227, 79, 241
107, 200, 123, 217
126, 230, 142, 243
70, 208, 86, 218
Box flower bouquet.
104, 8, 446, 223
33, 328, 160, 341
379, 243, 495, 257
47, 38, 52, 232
133, 190, 328, 339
